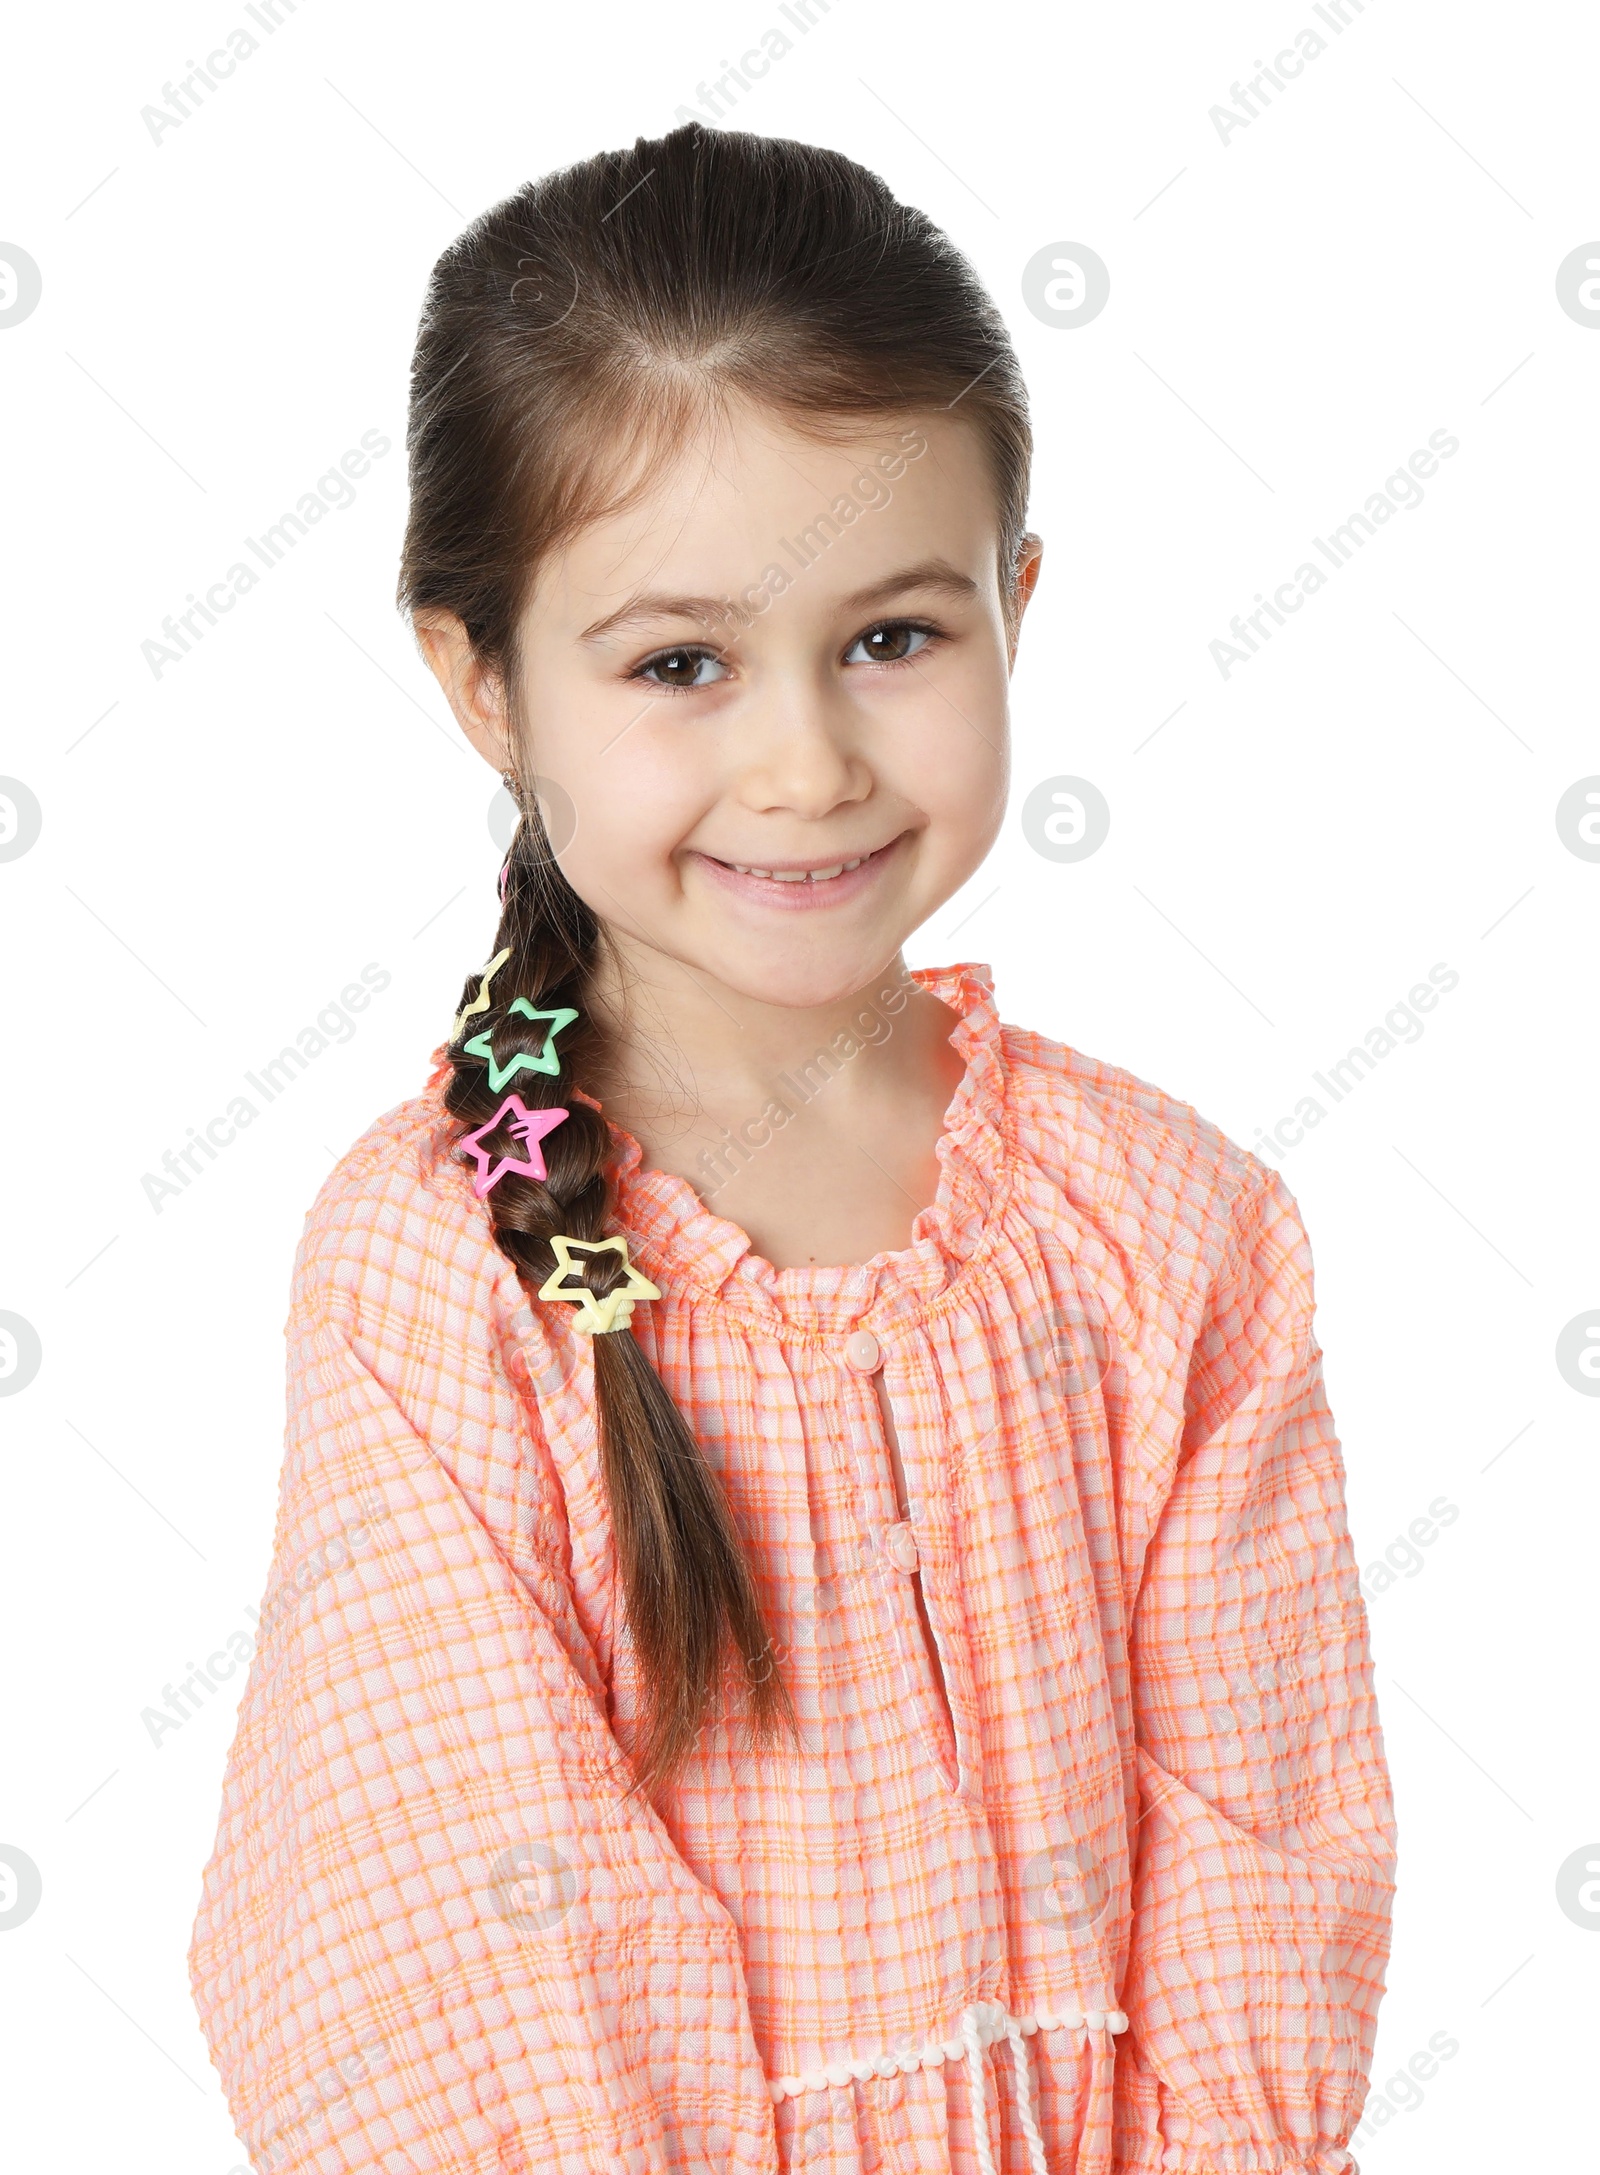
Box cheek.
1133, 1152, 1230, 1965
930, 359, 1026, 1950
933, 758, 1008, 875
553, 726, 709, 892
884, 669, 1009, 843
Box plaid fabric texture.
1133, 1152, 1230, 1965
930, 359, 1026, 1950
188, 963, 1395, 2174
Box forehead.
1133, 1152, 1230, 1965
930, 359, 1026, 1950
523, 398, 999, 633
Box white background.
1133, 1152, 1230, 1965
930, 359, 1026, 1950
1, 0, 1595, 2167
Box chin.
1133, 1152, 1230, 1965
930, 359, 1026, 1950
701, 929, 911, 1013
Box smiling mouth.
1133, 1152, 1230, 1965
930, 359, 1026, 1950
724, 855, 868, 882
705, 836, 902, 884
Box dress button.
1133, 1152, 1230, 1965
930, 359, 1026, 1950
844, 1328, 882, 1374
884, 1520, 920, 1573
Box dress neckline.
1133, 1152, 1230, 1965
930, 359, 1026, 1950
425, 960, 1013, 1339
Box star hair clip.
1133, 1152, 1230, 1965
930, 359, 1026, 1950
451, 947, 512, 1043
463, 999, 580, 1092
458, 1093, 570, 1198
538, 1235, 660, 1336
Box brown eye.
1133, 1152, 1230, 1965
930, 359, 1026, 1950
845, 622, 933, 666
637, 646, 726, 689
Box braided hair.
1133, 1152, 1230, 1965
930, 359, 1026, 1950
435, 783, 792, 1791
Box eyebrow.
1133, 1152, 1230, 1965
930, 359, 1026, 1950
576, 558, 981, 645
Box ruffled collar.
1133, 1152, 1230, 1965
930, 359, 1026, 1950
426, 962, 1013, 1340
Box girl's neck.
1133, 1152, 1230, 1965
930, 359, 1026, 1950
584, 943, 968, 1269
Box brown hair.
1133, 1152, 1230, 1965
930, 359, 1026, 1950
397, 121, 1030, 1790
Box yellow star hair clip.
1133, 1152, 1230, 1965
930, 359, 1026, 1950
451, 946, 513, 1042
538, 1235, 661, 1335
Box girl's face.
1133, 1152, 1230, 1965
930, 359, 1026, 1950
448, 398, 1038, 1011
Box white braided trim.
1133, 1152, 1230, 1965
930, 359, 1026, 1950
767, 1999, 1129, 2101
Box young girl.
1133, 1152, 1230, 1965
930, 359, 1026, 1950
189, 124, 1395, 2175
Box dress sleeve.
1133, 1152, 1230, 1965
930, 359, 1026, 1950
187, 1228, 779, 2174
1114, 1166, 1397, 2175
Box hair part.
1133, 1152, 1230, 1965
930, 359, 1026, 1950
398, 121, 1030, 1791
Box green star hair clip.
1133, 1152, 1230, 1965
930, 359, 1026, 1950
463, 999, 580, 1091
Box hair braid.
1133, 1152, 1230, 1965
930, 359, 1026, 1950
441, 786, 795, 1790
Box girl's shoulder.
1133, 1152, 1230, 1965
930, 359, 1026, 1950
283, 1056, 521, 1345
919, 964, 1280, 1258
995, 1012, 1292, 1313
1000, 1014, 1267, 1178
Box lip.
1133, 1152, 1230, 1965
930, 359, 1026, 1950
688, 834, 907, 911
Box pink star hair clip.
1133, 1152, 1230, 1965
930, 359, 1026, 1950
459, 1094, 570, 1198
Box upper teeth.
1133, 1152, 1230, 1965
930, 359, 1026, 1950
730, 857, 866, 881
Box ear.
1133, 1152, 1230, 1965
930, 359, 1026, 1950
414, 612, 514, 773
1006, 533, 1044, 668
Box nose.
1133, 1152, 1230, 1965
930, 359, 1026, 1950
733, 682, 874, 820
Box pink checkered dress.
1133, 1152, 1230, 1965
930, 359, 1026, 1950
188, 962, 1395, 2173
